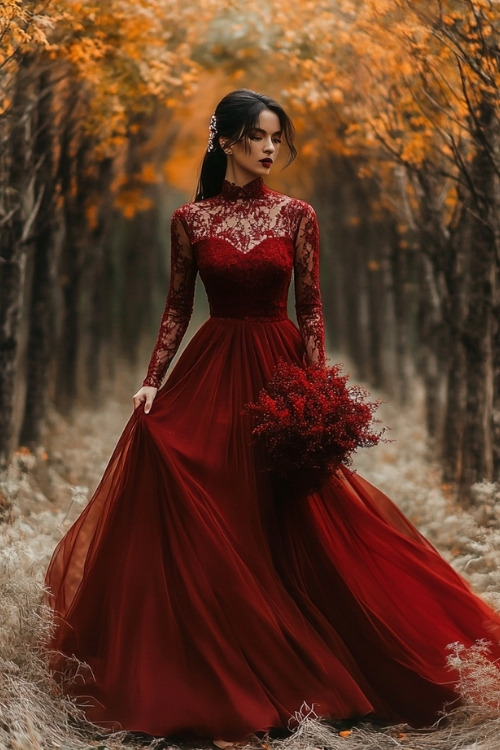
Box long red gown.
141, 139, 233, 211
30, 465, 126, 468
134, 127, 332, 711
46, 177, 500, 740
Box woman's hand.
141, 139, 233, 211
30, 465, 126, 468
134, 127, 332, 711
133, 386, 158, 414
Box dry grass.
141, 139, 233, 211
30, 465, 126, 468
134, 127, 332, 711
0, 513, 90, 749
1, 385, 500, 749
272, 703, 500, 750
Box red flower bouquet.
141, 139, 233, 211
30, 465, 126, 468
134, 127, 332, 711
245, 360, 383, 494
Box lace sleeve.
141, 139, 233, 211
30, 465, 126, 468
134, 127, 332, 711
294, 204, 325, 366
142, 212, 197, 388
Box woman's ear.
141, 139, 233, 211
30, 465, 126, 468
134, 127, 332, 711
219, 137, 233, 154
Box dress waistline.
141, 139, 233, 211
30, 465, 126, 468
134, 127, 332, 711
209, 314, 289, 324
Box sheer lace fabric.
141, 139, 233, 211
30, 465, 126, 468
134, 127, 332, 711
143, 178, 324, 387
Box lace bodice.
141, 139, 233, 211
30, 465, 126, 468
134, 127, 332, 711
143, 178, 325, 388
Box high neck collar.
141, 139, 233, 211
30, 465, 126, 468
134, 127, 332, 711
221, 177, 266, 202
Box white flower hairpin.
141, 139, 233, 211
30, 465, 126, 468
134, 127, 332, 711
207, 114, 217, 152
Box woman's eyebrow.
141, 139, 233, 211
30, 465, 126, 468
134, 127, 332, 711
250, 127, 283, 136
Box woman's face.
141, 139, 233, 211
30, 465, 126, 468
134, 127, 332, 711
222, 109, 282, 186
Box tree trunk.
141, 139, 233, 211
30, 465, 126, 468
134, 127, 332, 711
441, 205, 468, 486
415, 249, 447, 440
492, 147, 500, 482
459, 238, 495, 494
494, 239, 500, 478
459, 102, 498, 499
493, 288, 500, 479
390, 232, 416, 404
19, 70, 58, 447
0, 60, 35, 464
364, 231, 386, 391
84, 158, 115, 396
441, 342, 467, 485
54, 122, 87, 415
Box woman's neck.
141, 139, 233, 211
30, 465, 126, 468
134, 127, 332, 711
224, 164, 261, 187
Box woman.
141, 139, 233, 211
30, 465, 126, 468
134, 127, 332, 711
46, 89, 500, 744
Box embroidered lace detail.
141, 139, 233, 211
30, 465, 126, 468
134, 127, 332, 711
143, 182, 325, 386
179, 180, 303, 255
143, 217, 197, 388
294, 207, 325, 365
221, 177, 267, 202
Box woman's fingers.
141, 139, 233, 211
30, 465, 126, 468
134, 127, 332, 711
132, 386, 158, 413
144, 391, 156, 414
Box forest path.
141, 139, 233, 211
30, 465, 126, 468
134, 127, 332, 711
1, 370, 500, 750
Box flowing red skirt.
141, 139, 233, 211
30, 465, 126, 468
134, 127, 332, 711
45, 317, 500, 739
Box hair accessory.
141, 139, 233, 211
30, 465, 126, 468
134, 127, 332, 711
207, 114, 217, 152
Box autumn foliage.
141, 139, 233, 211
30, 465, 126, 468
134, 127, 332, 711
0, 0, 499, 500
271, 0, 500, 498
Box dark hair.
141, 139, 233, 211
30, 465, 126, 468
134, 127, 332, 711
195, 89, 297, 202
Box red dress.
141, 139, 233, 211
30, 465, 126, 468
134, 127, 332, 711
45, 178, 500, 740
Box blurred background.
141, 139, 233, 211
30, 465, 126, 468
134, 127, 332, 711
1, 0, 499, 503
